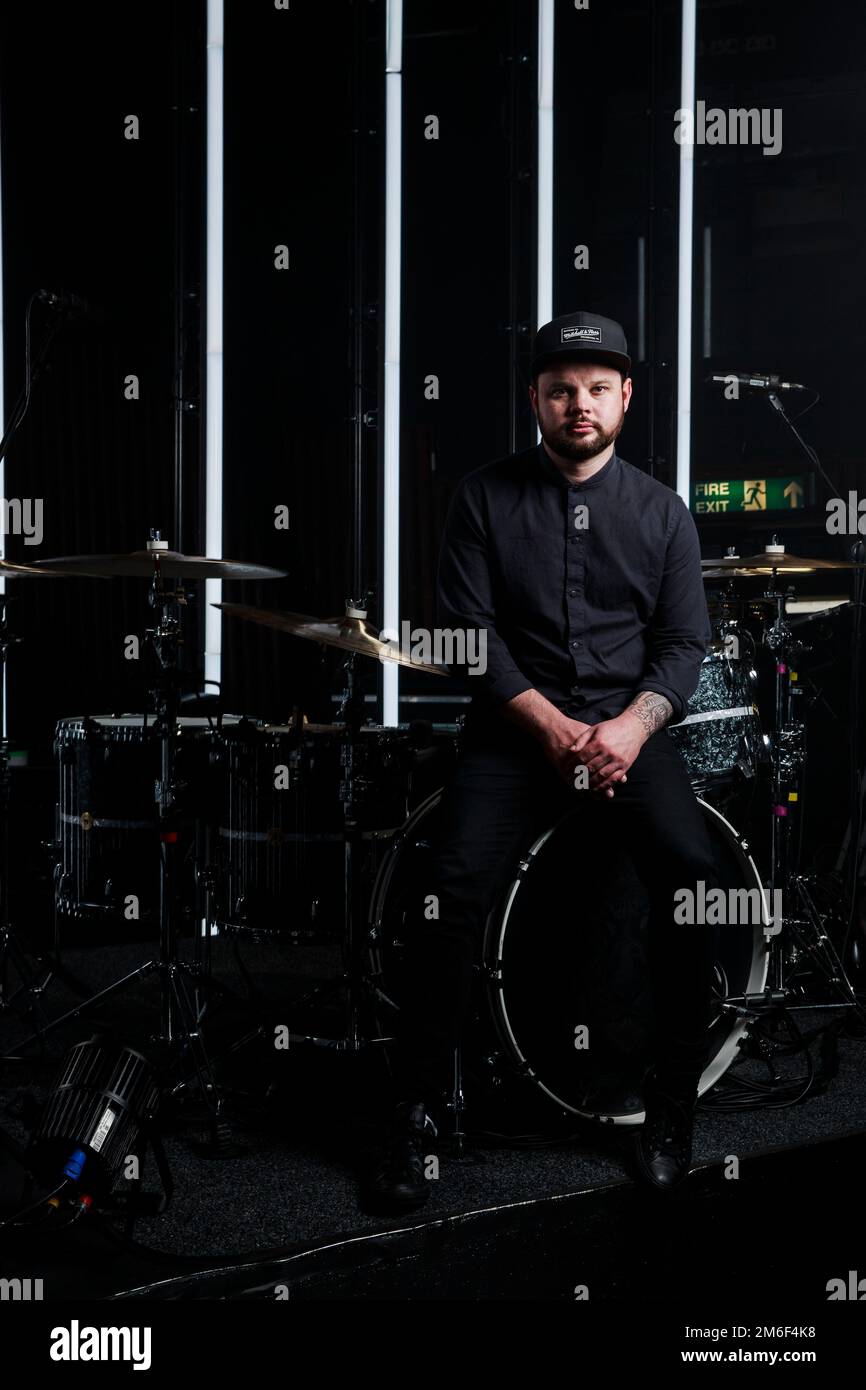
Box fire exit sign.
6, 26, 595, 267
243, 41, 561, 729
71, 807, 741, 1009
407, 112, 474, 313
692, 476, 806, 514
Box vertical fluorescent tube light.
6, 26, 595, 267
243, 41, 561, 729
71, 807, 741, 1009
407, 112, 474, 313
536, 0, 554, 443
0, 91, 6, 743
204, 0, 224, 694
382, 0, 403, 728
675, 0, 697, 504
536, 0, 554, 332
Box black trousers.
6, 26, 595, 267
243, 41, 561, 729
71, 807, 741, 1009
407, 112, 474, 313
395, 727, 718, 1110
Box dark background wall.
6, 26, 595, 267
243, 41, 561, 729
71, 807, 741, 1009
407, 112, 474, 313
0, 0, 861, 914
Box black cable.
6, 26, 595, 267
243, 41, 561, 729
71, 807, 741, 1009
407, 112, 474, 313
698, 1007, 833, 1112
785, 386, 820, 425
0, 293, 41, 456
0, 1180, 67, 1231
40, 1203, 89, 1235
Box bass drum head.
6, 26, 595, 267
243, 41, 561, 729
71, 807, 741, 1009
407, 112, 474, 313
485, 798, 768, 1125
368, 792, 768, 1129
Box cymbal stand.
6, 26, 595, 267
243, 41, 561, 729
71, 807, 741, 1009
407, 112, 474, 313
763, 575, 800, 976
268, 601, 393, 1053
3, 539, 242, 1141
723, 567, 866, 1025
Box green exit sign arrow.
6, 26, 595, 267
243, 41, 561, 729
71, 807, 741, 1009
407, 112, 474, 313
692, 476, 806, 513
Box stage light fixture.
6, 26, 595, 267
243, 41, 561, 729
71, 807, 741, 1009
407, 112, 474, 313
28, 1035, 160, 1199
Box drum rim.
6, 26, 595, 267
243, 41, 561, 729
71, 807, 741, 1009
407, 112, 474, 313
366, 788, 769, 1129
483, 796, 769, 1126
55, 713, 248, 734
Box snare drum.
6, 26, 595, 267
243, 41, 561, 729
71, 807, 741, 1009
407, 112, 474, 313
668, 648, 765, 790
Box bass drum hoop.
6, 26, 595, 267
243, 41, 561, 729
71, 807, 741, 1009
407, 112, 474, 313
368, 789, 442, 979
484, 796, 770, 1126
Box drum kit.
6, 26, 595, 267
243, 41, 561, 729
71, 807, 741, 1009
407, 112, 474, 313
1, 530, 864, 1147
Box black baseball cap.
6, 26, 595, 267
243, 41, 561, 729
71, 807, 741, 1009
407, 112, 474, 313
531, 310, 631, 378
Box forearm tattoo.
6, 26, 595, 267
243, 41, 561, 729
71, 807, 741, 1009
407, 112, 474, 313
626, 691, 674, 734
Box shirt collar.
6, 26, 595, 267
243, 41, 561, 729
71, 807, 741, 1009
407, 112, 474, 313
536, 441, 620, 491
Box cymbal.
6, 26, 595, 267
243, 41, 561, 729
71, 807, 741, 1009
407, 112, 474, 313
215, 603, 450, 676
0, 557, 104, 578
30, 551, 287, 580
786, 598, 851, 629
702, 549, 863, 578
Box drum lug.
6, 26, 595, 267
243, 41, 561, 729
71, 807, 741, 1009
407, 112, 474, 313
739, 838, 749, 852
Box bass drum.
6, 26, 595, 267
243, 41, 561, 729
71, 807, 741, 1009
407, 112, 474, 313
368, 790, 769, 1127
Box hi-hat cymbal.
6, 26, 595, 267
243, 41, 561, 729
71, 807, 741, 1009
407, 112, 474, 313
215, 602, 450, 676
31, 551, 287, 580
702, 549, 863, 579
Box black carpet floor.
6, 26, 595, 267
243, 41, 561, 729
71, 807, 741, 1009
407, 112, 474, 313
1, 935, 865, 1302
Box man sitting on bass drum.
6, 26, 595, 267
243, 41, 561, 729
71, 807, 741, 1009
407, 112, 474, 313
367, 310, 715, 1206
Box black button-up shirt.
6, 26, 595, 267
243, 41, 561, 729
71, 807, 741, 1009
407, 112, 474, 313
437, 443, 710, 729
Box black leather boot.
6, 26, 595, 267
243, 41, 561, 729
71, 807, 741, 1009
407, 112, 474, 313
634, 1078, 695, 1193
366, 1102, 439, 1211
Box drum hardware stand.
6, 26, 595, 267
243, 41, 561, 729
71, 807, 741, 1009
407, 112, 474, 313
2, 538, 253, 1150
719, 564, 866, 1038
760, 560, 804, 1001
447, 1045, 468, 1157
269, 601, 396, 1054
833, 540, 866, 977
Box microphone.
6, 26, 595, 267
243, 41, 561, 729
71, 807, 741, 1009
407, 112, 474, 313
37, 289, 96, 319
705, 372, 806, 392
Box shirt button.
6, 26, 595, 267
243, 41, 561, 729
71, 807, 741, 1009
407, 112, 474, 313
568, 588, 578, 597
570, 639, 582, 649
571, 684, 580, 695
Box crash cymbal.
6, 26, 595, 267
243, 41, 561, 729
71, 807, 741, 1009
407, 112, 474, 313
215, 602, 450, 676
31, 551, 287, 580
702, 547, 863, 578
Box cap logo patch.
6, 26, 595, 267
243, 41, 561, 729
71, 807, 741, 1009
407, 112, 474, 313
561, 325, 601, 343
